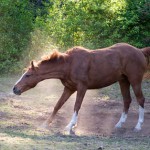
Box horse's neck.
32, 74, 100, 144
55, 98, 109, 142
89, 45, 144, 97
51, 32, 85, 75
39, 63, 68, 80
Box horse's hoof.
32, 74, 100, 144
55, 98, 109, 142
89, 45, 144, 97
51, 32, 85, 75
63, 129, 71, 135
72, 123, 77, 129
115, 124, 122, 129
39, 122, 49, 130
134, 127, 141, 132
63, 127, 75, 135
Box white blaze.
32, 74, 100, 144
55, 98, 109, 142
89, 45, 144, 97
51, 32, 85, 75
15, 71, 27, 85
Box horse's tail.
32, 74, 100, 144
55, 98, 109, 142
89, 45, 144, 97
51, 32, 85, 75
141, 47, 150, 79
141, 47, 150, 65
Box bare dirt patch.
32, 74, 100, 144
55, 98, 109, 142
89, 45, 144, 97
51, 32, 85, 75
45, 93, 150, 138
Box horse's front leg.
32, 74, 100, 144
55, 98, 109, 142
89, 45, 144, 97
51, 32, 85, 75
64, 83, 87, 135
42, 87, 75, 129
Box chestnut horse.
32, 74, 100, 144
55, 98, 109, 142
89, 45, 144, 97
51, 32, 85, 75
13, 43, 150, 134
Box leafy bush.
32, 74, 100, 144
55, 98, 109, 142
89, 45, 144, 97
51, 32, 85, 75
0, 0, 150, 74
110, 0, 150, 48
45, 0, 150, 49
0, 0, 33, 74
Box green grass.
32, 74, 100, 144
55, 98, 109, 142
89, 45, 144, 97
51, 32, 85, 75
1, 131, 150, 150
0, 76, 150, 150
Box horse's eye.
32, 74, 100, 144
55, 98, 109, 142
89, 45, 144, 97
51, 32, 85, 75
25, 74, 31, 78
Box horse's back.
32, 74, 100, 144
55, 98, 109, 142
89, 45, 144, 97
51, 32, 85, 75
65, 43, 147, 89
94, 43, 147, 71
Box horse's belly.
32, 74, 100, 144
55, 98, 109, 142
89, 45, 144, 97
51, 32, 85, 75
88, 80, 117, 89
87, 73, 122, 89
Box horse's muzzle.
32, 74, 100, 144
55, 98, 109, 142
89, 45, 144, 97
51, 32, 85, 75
13, 86, 21, 95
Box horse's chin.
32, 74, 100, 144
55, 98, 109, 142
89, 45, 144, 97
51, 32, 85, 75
21, 86, 35, 93
15, 92, 21, 96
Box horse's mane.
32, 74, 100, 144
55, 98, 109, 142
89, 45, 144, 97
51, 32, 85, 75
41, 46, 88, 63
39, 50, 66, 65
42, 50, 60, 61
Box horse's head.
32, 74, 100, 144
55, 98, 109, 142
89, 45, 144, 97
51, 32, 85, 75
13, 61, 40, 95
13, 51, 67, 95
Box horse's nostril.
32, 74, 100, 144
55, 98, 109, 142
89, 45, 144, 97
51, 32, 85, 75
13, 87, 18, 93
13, 87, 16, 92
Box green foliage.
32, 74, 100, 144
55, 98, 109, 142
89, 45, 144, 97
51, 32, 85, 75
45, 0, 150, 49
0, 0, 33, 74
110, 0, 150, 47
0, 0, 150, 74
0, 0, 53, 74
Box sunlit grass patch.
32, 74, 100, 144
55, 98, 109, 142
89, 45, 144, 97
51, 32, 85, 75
0, 132, 36, 150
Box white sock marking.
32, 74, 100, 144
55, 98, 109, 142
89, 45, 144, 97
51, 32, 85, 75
115, 112, 127, 128
65, 111, 78, 132
135, 106, 144, 131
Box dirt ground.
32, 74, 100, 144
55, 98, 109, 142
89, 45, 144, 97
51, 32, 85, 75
1, 77, 150, 138
41, 91, 150, 138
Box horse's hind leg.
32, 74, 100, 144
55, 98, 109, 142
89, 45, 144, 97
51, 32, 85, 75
131, 83, 145, 131
115, 78, 132, 128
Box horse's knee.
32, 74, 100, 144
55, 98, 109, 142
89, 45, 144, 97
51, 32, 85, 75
124, 98, 132, 104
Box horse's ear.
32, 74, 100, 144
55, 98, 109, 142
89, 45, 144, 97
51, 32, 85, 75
31, 61, 35, 70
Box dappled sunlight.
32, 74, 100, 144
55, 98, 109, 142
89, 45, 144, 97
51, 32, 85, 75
109, 0, 126, 13
0, 133, 35, 148
92, 96, 110, 102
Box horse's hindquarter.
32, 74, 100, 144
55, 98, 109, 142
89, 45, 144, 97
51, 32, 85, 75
88, 44, 147, 89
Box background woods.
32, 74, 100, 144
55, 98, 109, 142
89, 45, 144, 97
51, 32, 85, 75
0, 0, 150, 74
0, 1, 150, 149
